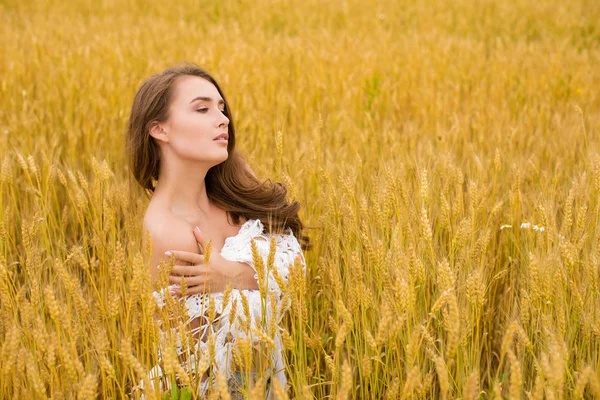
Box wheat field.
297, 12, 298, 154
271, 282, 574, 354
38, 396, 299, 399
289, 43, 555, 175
1, 0, 600, 398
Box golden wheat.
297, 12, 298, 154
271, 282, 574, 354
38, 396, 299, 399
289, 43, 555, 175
1, 0, 600, 398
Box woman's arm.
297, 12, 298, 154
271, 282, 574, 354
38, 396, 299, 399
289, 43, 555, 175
143, 215, 259, 293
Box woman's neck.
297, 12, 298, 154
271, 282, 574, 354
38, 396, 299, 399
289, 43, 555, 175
152, 156, 214, 218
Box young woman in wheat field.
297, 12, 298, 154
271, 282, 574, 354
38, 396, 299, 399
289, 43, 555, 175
126, 62, 311, 398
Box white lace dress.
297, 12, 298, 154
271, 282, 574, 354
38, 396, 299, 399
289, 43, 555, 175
142, 219, 305, 398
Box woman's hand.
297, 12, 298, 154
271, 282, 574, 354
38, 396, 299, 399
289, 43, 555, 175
166, 227, 258, 296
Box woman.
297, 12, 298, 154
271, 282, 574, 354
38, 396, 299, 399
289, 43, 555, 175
126, 62, 311, 398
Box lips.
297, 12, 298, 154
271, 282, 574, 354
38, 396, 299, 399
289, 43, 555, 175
213, 133, 229, 141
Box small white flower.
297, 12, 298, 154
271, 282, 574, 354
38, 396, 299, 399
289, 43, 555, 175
538, 226, 545, 232
500, 224, 512, 230
520, 222, 531, 229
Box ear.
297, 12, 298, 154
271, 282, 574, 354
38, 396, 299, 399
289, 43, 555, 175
149, 122, 169, 144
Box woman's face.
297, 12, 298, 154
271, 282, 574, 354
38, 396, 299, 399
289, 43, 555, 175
158, 75, 230, 165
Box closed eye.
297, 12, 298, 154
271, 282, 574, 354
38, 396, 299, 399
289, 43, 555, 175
196, 107, 226, 114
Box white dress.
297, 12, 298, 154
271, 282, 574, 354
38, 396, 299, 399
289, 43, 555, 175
141, 219, 306, 398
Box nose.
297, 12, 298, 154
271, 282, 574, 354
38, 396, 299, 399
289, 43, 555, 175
218, 112, 229, 129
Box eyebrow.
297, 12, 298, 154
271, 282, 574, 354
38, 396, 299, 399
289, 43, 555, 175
189, 96, 225, 105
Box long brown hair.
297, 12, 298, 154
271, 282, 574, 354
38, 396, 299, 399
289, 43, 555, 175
126, 62, 311, 251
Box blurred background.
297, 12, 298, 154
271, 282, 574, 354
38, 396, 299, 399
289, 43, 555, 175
1, 0, 599, 398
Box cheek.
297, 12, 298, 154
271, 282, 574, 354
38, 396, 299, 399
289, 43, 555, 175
168, 119, 217, 159
171, 140, 205, 160
170, 117, 205, 144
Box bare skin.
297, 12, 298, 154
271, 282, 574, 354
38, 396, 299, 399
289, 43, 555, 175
143, 200, 256, 290
140, 75, 263, 383
142, 75, 258, 291
143, 205, 263, 383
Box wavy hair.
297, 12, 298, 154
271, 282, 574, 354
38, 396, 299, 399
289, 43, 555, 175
126, 62, 312, 251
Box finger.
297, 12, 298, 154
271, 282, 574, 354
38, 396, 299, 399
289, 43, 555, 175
171, 264, 207, 276
169, 275, 206, 286
193, 226, 205, 253
169, 275, 183, 285
167, 285, 181, 299
165, 250, 203, 265
169, 283, 211, 296
170, 281, 214, 296
181, 284, 208, 296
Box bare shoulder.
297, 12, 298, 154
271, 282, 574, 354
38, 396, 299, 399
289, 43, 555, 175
142, 205, 199, 280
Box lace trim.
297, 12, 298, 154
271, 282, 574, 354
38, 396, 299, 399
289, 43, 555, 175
148, 219, 305, 396
221, 218, 264, 250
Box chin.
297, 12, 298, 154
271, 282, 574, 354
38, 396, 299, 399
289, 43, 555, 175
212, 152, 228, 166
